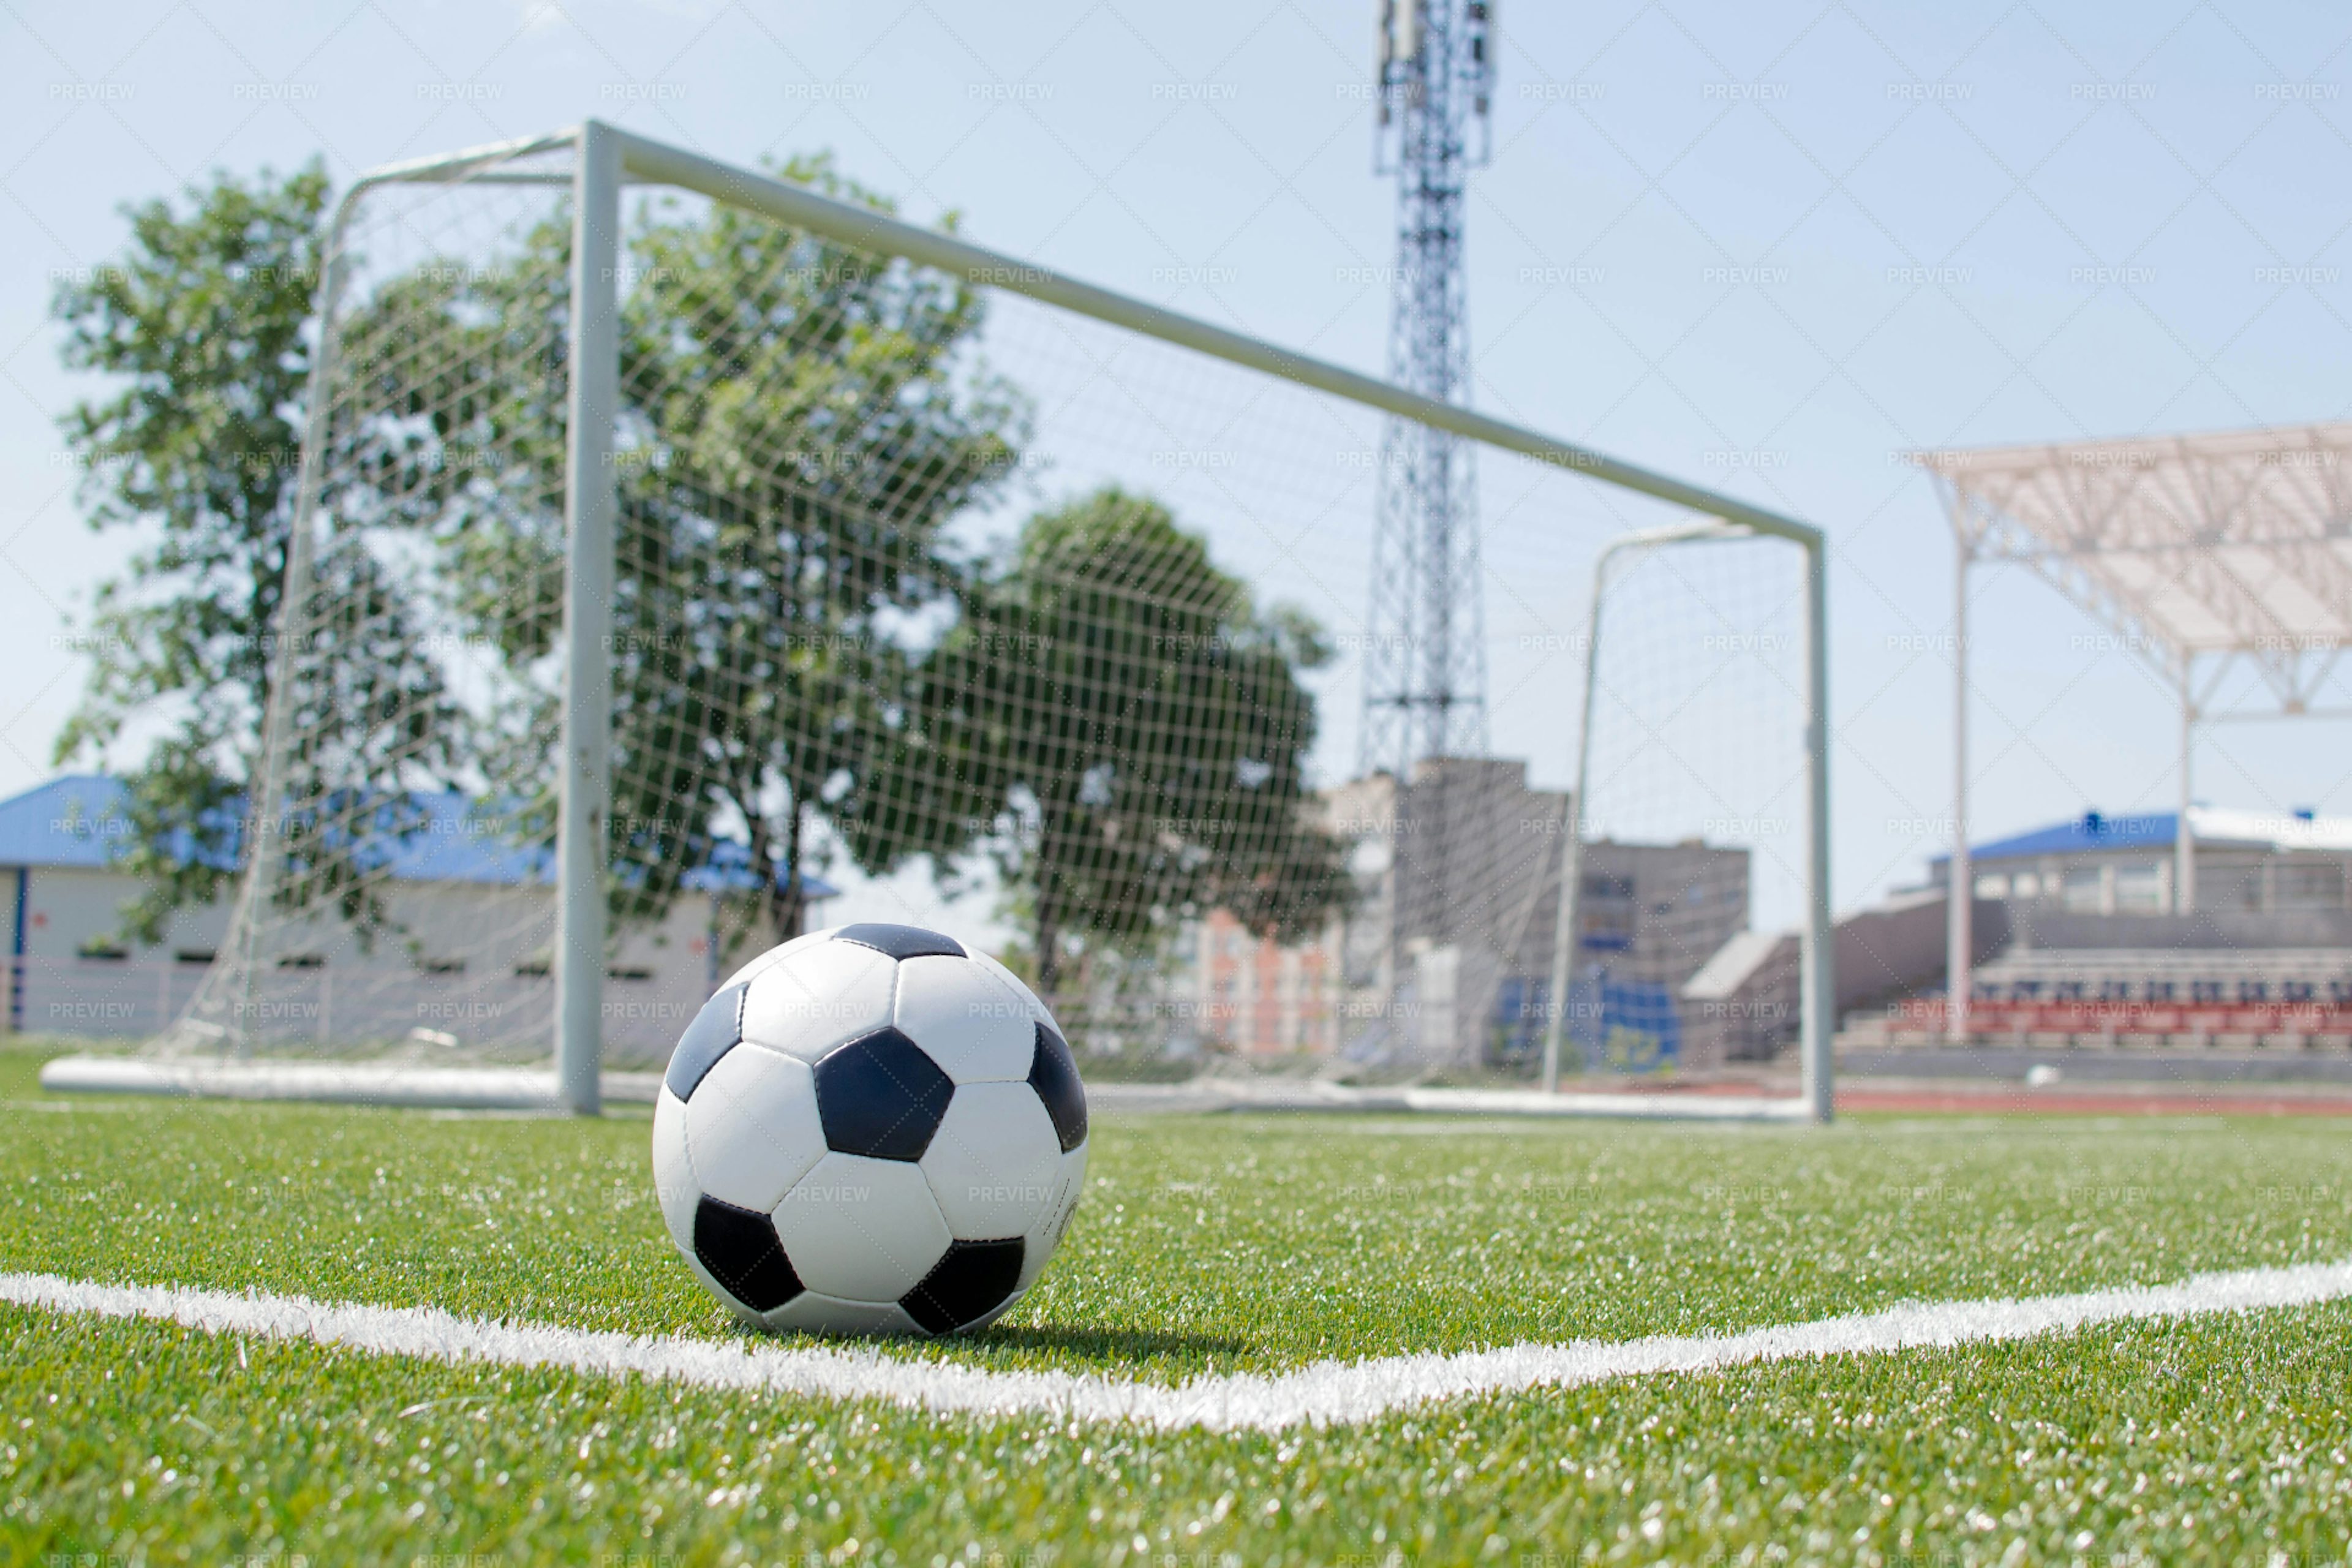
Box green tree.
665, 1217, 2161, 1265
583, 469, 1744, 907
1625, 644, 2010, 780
56, 157, 1019, 953
606, 173, 1020, 941
391, 160, 1022, 944
51, 162, 458, 942
930, 486, 1351, 998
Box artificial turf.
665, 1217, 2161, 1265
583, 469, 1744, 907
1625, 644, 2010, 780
5, 1039, 2352, 1562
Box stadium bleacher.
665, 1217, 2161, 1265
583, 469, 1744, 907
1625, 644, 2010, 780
1871, 948, 2352, 1049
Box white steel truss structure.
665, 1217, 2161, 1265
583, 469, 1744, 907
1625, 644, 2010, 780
1911, 424, 2352, 1036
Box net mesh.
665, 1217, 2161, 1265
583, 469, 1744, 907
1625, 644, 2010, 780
1563, 535, 1810, 1071
151, 138, 1811, 1079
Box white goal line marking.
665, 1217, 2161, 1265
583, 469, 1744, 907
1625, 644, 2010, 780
4, 1260, 2348, 1433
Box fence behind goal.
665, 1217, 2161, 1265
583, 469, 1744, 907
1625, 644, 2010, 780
140, 122, 1828, 1115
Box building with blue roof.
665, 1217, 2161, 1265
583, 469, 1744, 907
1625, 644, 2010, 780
0, 775, 834, 1049
1922, 804, 2352, 918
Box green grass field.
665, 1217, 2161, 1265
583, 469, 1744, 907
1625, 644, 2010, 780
6, 1039, 2351, 1566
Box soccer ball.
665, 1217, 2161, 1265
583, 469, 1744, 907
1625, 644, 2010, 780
650, 922, 1088, 1336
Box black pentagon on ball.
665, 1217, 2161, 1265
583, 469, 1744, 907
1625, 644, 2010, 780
692, 1195, 804, 1312
811, 1026, 956, 1161
665, 982, 747, 1101
900, 1237, 1025, 1335
831, 922, 966, 961
1028, 1022, 1087, 1153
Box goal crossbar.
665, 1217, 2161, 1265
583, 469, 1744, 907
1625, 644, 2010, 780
329, 123, 1828, 546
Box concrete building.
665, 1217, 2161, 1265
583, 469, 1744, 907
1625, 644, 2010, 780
1926, 807, 2352, 918
1189, 907, 1340, 1058
1188, 757, 1753, 1072
1686, 805, 2352, 1054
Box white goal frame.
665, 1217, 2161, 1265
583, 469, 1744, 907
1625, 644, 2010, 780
1538, 521, 1833, 1120
252, 119, 1835, 1120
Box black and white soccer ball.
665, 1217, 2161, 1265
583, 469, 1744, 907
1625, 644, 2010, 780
651, 922, 1087, 1336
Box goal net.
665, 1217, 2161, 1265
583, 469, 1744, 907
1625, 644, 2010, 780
1537, 529, 1816, 1085
115, 124, 1825, 1108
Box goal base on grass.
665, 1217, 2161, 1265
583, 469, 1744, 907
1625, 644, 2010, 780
1085, 1080, 1814, 1121
37, 1055, 661, 1110
40, 1053, 1809, 1121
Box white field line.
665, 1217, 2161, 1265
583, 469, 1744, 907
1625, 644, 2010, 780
4, 1261, 2348, 1434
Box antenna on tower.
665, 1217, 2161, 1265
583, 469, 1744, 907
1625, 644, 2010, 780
1362, 0, 1498, 779
1375, 0, 1494, 168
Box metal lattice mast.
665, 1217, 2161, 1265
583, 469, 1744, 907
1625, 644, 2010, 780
1363, 0, 1496, 775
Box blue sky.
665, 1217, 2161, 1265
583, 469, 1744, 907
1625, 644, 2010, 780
3, 0, 2348, 925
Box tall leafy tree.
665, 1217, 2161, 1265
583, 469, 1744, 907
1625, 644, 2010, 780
55, 156, 1019, 953
51, 162, 454, 941
927, 486, 1352, 998
343, 157, 1022, 943
605, 171, 1020, 941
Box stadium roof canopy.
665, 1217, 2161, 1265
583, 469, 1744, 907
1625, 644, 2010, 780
1910, 422, 2352, 713
1912, 423, 2352, 1020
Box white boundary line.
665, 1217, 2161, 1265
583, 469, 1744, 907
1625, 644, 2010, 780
6, 1260, 2350, 1432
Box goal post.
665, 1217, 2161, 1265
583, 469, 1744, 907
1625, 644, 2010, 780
107, 119, 1830, 1116
1539, 521, 1833, 1121
554, 118, 622, 1116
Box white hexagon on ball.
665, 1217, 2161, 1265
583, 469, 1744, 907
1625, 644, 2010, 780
649, 1086, 703, 1244
1019, 1145, 1090, 1292
970, 949, 1055, 1029
769, 1151, 952, 1303
738, 939, 897, 1062
763, 1292, 921, 1338
894, 955, 1035, 1084
679, 1044, 827, 1214
918, 1081, 1063, 1240
719, 924, 839, 990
